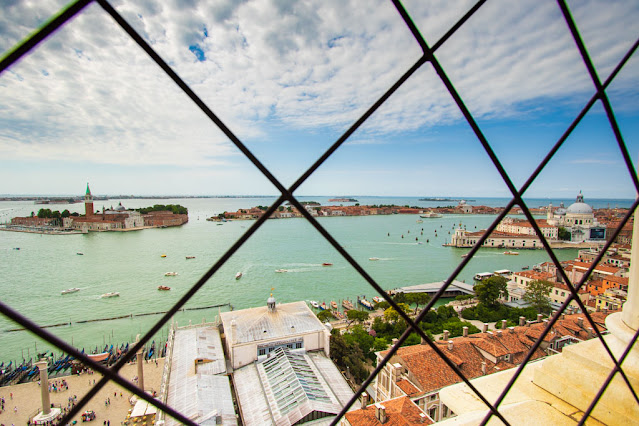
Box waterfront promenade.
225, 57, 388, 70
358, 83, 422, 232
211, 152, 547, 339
0, 358, 164, 425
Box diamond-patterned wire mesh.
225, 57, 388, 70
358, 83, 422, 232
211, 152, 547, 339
0, 0, 637, 425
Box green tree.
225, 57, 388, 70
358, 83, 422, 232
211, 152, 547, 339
474, 276, 508, 307
558, 226, 571, 241
523, 280, 554, 314
316, 310, 333, 323
346, 309, 369, 325
61, 209, 70, 218
330, 330, 368, 383
384, 303, 410, 322
405, 292, 431, 315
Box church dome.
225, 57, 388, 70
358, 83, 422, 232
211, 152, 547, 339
116, 202, 126, 211
566, 192, 592, 215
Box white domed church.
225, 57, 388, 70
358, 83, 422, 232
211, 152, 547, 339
547, 192, 606, 242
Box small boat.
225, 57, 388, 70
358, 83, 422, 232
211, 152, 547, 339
165, 272, 178, 276
416, 219, 423, 223
372, 296, 383, 304
342, 300, 354, 310
319, 302, 328, 310
322, 262, 333, 266
461, 254, 468, 258
310, 301, 319, 308
61, 288, 80, 295
503, 251, 519, 255
522, 265, 530, 270
161, 254, 167, 258
330, 301, 338, 309
76, 252, 84, 255
13, 247, 20, 250
157, 285, 171, 291
100, 292, 120, 298
275, 269, 288, 273
369, 257, 380, 261
186, 256, 195, 259
235, 272, 243, 280
420, 212, 443, 218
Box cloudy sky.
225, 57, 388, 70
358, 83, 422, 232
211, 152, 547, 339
0, 0, 638, 198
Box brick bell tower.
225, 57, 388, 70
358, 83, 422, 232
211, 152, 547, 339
84, 182, 94, 217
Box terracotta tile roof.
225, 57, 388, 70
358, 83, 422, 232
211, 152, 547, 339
395, 379, 421, 397
513, 271, 555, 281
572, 261, 620, 274
604, 275, 629, 284
344, 396, 433, 426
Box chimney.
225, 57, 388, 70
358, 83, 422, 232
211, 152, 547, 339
496, 330, 503, 337
519, 316, 526, 326
463, 326, 468, 337
375, 403, 387, 424
537, 314, 543, 322
587, 327, 595, 338
482, 323, 488, 333
508, 326, 515, 333
487, 331, 494, 338
501, 319, 507, 329
443, 330, 449, 340
481, 361, 487, 375
392, 338, 399, 347
577, 317, 584, 327
361, 392, 368, 408
448, 340, 454, 351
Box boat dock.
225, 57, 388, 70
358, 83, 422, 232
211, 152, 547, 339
394, 280, 475, 298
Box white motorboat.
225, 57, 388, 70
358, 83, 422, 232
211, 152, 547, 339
369, 257, 380, 261
61, 288, 80, 295
275, 269, 288, 273
420, 212, 443, 218
235, 272, 243, 280
165, 272, 178, 276
309, 300, 319, 308
101, 292, 120, 298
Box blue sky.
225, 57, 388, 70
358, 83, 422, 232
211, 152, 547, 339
0, 0, 638, 198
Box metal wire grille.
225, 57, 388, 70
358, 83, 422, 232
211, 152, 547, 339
0, 1, 637, 425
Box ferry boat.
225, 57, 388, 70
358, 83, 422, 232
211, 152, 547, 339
503, 251, 519, 255
494, 269, 512, 277
100, 292, 120, 298
235, 272, 243, 280
61, 288, 80, 295
157, 285, 171, 291
165, 272, 178, 276
474, 272, 494, 281
420, 212, 443, 218
358, 297, 374, 310
309, 300, 319, 309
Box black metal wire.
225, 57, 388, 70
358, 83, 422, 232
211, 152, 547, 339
0, 0, 636, 424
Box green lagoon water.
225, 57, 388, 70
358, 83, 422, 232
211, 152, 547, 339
0, 197, 585, 362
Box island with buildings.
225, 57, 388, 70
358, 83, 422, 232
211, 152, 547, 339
5, 184, 188, 233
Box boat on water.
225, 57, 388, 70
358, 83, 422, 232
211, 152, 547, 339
165, 272, 178, 276
416, 219, 423, 223
319, 302, 328, 310
474, 272, 494, 281
358, 297, 374, 310
235, 272, 243, 280
372, 296, 383, 304
420, 212, 443, 218
61, 288, 80, 295
158, 285, 171, 291
342, 300, 354, 310
186, 256, 195, 259
330, 301, 338, 310
76, 252, 84, 255
309, 300, 319, 308
100, 292, 120, 298
522, 265, 530, 270
503, 251, 519, 255
369, 257, 380, 261
275, 269, 288, 273
322, 262, 333, 266
461, 254, 468, 258
160, 254, 167, 258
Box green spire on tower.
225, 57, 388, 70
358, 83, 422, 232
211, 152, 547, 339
86, 182, 91, 196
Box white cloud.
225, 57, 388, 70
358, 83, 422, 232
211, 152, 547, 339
0, 0, 637, 194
